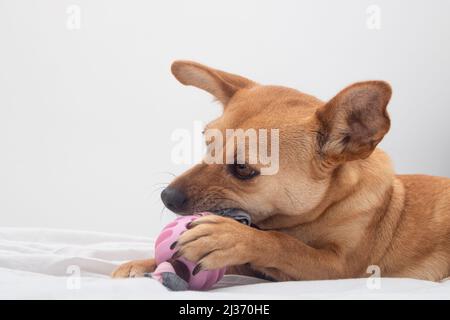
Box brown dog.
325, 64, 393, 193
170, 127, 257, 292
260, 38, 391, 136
112, 61, 450, 282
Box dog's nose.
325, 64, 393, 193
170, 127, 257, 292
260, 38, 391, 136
161, 187, 187, 213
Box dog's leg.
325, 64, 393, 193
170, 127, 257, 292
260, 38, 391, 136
111, 258, 157, 278
249, 231, 348, 281
177, 215, 347, 281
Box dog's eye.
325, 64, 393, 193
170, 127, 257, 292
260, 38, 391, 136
230, 164, 259, 180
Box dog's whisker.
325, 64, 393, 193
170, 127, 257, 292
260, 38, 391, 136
159, 205, 170, 221
151, 171, 177, 178
149, 186, 166, 199
151, 182, 170, 188
152, 186, 166, 191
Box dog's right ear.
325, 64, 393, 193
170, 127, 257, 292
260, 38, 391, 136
315, 81, 392, 163
171, 60, 255, 106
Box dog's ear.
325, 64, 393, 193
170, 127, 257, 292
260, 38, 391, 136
171, 60, 255, 105
315, 81, 392, 162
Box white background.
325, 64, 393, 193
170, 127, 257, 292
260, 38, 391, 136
1, 0, 449, 237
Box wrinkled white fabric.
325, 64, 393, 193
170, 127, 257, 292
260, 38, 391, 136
0, 227, 448, 299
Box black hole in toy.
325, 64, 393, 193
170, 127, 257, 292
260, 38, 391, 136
169, 259, 190, 283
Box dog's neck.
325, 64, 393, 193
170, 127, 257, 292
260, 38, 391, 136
258, 148, 397, 231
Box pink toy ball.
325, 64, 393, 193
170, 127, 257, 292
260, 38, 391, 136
152, 213, 226, 291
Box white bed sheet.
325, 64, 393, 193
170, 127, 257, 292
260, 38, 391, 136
0, 227, 448, 299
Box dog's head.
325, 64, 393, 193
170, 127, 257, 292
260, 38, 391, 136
161, 61, 392, 226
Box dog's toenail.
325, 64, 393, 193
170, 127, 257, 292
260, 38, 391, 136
172, 251, 181, 259
192, 264, 202, 275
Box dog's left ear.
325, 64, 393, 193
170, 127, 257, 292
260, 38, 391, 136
171, 60, 255, 106
315, 81, 392, 162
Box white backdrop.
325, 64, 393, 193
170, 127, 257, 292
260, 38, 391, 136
1, 0, 449, 237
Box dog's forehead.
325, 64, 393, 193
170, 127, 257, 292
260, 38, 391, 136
209, 85, 322, 130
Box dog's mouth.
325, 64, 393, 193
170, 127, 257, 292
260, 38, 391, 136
209, 208, 252, 226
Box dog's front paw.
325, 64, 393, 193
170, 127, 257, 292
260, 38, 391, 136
111, 258, 157, 278
174, 215, 257, 273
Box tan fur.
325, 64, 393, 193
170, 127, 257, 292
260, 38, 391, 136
112, 61, 450, 282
